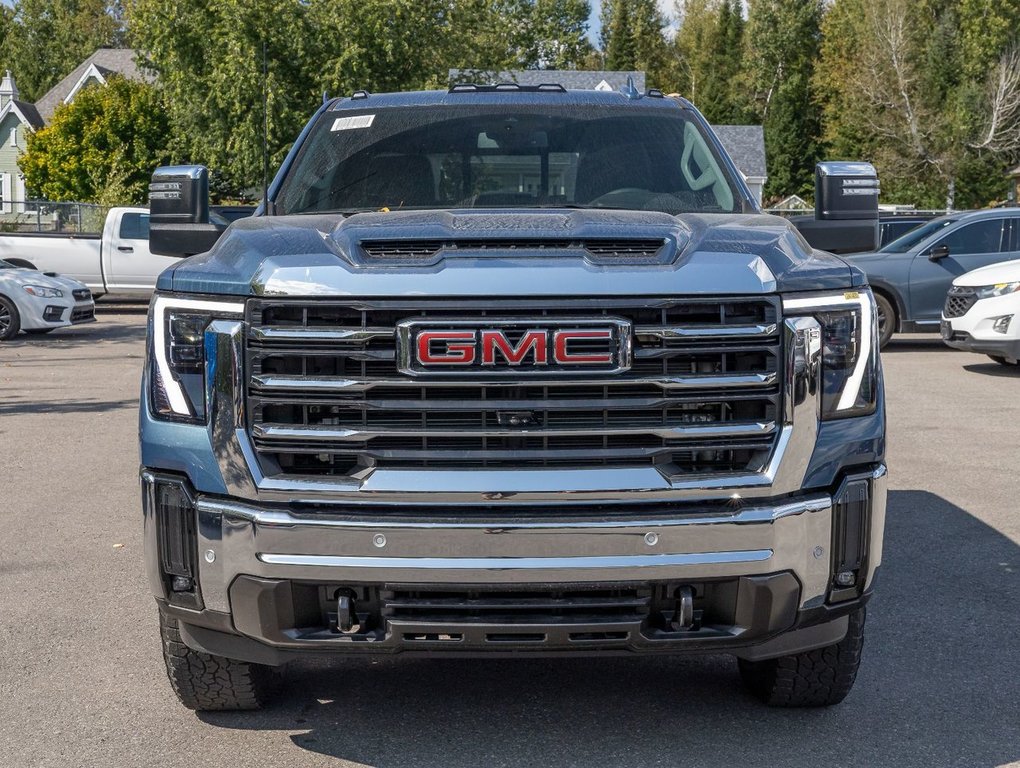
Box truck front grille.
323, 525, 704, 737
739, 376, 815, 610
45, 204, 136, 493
244, 298, 783, 480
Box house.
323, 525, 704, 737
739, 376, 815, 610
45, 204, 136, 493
0, 72, 43, 210
712, 125, 768, 205
0, 48, 148, 210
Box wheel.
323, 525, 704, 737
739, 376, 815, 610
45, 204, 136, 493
738, 608, 865, 707
0, 295, 21, 340
987, 355, 1020, 366
159, 611, 277, 711
873, 293, 895, 348
23, 328, 55, 335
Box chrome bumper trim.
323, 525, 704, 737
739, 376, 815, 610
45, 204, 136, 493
258, 550, 773, 570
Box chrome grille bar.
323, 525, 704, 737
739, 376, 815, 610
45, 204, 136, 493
244, 297, 783, 479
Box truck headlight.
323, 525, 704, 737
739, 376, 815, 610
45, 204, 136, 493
785, 289, 879, 419
24, 285, 63, 298
974, 282, 1020, 299
149, 295, 244, 422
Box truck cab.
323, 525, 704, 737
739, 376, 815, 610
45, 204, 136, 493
141, 84, 886, 711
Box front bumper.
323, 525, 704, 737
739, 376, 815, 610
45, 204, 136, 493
942, 295, 1020, 361
144, 466, 886, 662
20, 297, 95, 330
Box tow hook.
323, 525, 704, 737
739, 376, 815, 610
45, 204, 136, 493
670, 586, 695, 631
336, 590, 361, 634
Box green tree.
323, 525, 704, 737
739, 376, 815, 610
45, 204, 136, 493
745, 0, 824, 197
601, 0, 670, 87
20, 76, 171, 204
0, 0, 120, 102
127, 0, 316, 195
815, 0, 1020, 208
670, 0, 748, 121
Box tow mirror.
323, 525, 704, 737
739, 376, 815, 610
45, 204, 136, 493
792, 162, 880, 254
148, 165, 226, 258
928, 244, 950, 261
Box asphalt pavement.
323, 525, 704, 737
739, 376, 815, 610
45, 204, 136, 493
1, 308, 1018, 768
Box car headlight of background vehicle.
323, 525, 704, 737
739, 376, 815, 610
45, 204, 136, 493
149, 295, 244, 422
785, 289, 879, 419
974, 282, 1020, 299
23, 284, 63, 298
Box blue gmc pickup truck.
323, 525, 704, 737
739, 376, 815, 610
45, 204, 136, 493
141, 84, 887, 710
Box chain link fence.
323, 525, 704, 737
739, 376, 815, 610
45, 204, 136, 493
0, 201, 109, 235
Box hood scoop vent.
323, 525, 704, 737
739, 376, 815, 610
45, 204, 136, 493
359, 238, 668, 264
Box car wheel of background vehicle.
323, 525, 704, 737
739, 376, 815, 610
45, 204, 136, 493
987, 355, 1020, 366
874, 293, 895, 348
159, 611, 277, 711
737, 608, 865, 707
4, 258, 36, 269
0, 295, 21, 340
23, 328, 55, 335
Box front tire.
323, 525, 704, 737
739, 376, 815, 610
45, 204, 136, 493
874, 293, 896, 348
987, 355, 1020, 367
159, 611, 276, 711
0, 296, 21, 340
738, 609, 865, 707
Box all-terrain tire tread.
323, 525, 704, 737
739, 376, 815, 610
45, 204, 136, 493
738, 608, 865, 707
159, 611, 273, 711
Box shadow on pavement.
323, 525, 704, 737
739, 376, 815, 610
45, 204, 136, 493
0, 397, 136, 415
196, 490, 1020, 768
881, 335, 955, 353
3, 321, 146, 348
962, 361, 1020, 377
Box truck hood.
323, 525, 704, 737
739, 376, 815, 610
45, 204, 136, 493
160, 209, 857, 297
0, 265, 88, 293
953, 257, 1020, 287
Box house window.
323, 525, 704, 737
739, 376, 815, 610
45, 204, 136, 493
0, 172, 11, 213
8, 127, 16, 147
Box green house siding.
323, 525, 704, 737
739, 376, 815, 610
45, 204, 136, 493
0, 112, 29, 206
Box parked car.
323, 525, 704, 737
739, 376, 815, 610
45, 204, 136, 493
0, 207, 182, 298
879, 214, 933, 248
0, 258, 95, 340
941, 258, 1020, 366
845, 208, 1020, 346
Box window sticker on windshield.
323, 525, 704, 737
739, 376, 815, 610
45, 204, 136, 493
332, 115, 375, 131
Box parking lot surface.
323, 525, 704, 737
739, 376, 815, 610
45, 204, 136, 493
1, 308, 1018, 768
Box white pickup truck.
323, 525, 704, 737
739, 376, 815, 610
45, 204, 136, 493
0, 206, 181, 298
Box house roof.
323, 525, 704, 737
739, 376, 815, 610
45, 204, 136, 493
449, 69, 646, 92
0, 99, 44, 130
35, 48, 150, 123
713, 125, 767, 180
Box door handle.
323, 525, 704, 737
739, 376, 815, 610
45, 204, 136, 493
117, 246, 134, 252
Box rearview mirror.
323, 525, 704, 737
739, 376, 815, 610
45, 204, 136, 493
928, 244, 950, 261
149, 165, 226, 258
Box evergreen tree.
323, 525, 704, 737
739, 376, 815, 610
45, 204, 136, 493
746, 0, 824, 198
601, 0, 670, 86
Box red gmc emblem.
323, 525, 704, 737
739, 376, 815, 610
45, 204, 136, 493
396, 318, 632, 376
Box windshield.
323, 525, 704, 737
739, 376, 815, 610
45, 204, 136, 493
880, 217, 954, 253
276, 104, 745, 216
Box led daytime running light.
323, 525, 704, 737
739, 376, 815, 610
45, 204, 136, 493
152, 296, 244, 416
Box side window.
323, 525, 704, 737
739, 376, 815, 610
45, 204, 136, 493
1008, 219, 1019, 252
119, 213, 150, 240
936, 219, 1007, 255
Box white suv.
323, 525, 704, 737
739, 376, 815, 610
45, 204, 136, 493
941, 258, 1020, 366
